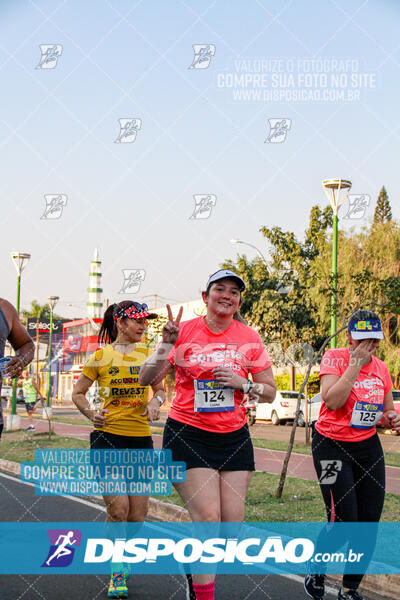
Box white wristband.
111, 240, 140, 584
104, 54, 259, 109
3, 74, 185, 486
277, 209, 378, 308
154, 395, 165, 406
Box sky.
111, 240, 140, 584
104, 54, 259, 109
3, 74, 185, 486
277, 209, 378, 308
1, 0, 399, 319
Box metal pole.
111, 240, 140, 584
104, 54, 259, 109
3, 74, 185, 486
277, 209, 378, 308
36, 318, 40, 391
330, 214, 339, 348
46, 308, 54, 407
10, 274, 21, 416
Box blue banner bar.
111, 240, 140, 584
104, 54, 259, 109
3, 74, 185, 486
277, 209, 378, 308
0, 522, 399, 574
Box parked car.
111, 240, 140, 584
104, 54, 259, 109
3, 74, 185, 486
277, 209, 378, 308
298, 393, 322, 427
0, 386, 24, 403
255, 390, 305, 425
0, 385, 12, 401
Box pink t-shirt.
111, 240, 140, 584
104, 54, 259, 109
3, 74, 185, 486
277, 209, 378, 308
316, 347, 392, 442
167, 317, 272, 433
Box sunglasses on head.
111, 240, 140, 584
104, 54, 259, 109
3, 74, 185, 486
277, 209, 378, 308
113, 302, 149, 321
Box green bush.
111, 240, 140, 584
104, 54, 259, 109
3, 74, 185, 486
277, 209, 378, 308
274, 372, 320, 396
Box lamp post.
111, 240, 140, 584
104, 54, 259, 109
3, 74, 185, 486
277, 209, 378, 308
9, 252, 30, 429
230, 239, 270, 271
322, 179, 352, 348
45, 296, 59, 415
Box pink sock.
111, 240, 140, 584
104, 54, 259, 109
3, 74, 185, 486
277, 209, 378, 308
193, 581, 215, 600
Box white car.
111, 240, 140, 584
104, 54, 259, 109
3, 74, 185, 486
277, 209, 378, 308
255, 390, 305, 425
298, 393, 322, 427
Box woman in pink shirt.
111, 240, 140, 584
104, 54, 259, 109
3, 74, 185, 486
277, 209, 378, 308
140, 269, 276, 600
305, 310, 400, 600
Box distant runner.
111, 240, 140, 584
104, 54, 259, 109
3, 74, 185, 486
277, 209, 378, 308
21, 369, 41, 430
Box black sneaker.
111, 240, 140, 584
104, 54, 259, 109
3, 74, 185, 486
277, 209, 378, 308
304, 574, 326, 599
338, 588, 363, 600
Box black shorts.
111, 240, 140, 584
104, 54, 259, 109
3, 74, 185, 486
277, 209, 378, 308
25, 402, 36, 413
90, 430, 153, 450
90, 430, 155, 485
163, 417, 255, 471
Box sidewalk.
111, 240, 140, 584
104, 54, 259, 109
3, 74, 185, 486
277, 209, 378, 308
20, 416, 400, 495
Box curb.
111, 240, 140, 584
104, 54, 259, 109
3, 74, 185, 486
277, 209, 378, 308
1, 459, 398, 598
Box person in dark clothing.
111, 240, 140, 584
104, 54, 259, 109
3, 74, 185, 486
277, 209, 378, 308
0, 298, 35, 438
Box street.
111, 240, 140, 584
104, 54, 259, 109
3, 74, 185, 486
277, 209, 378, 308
0, 472, 340, 600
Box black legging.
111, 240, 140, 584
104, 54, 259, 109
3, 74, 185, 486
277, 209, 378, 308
312, 430, 385, 590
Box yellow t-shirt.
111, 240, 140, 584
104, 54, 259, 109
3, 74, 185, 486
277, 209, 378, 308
82, 344, 152, 437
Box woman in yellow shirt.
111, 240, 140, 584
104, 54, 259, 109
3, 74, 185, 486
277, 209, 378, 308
72, 300, 165, 599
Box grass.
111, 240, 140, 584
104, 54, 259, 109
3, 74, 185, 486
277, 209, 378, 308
153, 471, 400, 522
0, 430, 89, 462
1, 431, 399, 522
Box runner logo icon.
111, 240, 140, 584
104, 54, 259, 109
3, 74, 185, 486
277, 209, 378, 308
265, 118, 291, 143
115, 118, 142, 144
188, 44, 216, 69
319, 460, 342, 485
342, 194, 370, 220
36, 44, 63, 69
189, 195, 217, 220
42, 529, 82, 567
119, 269, 146, 294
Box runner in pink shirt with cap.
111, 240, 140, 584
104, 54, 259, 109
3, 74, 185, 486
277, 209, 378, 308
305, 309, 400, 600
140, 269, 277, 600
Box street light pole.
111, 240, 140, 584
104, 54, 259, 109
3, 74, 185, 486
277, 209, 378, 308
46, 296, 59, 409
10, 252, 30, 422
322, 179, 352, 348
230, 239, 270, 271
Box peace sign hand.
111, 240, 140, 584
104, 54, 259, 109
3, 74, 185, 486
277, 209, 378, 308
162, 304, 183, 345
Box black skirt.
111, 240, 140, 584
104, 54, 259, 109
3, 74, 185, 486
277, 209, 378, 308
163, 417, 255, 471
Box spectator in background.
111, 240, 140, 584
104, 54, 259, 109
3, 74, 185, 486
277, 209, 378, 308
0, 298, 34, 439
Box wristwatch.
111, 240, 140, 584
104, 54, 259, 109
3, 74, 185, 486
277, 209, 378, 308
244, 379, 254, 394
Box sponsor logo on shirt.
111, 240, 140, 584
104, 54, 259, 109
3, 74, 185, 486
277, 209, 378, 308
188, 349, 243, 364
353, 377, 383, 389
111, 387, 146, 396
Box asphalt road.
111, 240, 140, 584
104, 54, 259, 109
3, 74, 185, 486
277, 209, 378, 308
0, 472, 340, 600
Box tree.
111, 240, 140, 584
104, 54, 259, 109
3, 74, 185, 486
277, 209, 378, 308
373, 186, 392, 224
21, 300, 62, 325
225, 207, 400, 384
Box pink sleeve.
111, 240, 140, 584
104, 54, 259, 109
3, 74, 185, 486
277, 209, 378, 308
247, 336, 272, 374
384, 366, 393, 395
319, 350, 343, 378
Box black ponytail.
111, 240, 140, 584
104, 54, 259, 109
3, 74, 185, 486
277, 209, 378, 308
98, 304, 117, 345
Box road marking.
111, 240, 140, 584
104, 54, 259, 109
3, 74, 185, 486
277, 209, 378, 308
0, 471, 106, 512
